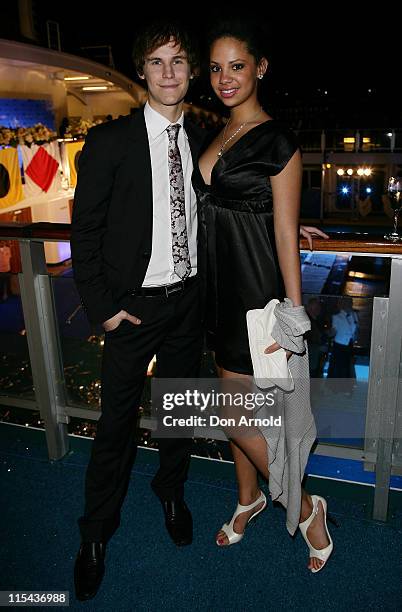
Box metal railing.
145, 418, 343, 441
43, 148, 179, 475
0, 222, 401, 522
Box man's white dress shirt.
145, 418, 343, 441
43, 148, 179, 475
142, 102, 197, 287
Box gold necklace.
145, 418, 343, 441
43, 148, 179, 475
217, 107, 263, 158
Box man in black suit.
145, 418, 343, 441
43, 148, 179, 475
71, 21, 204, 600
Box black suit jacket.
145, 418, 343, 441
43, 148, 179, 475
70, 107, 205, 324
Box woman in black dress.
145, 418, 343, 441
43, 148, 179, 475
193, 19, 336, 572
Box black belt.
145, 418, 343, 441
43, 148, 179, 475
127, 274, 197, 298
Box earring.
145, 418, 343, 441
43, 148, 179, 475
258, 74, 264, 80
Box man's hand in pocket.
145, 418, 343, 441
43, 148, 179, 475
102, 310, 142, 333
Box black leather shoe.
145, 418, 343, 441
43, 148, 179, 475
74, 541, 106, 601
160, 499, 193, 546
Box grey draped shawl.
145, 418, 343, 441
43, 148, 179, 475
256, 298, 317, 536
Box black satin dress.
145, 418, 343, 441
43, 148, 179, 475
192, 120, 301, 375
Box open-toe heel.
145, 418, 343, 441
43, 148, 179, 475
298, 495, 334, 573
217, 490, 267, 546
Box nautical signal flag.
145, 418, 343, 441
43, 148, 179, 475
0, 147, 23, 209
65, 141, 84, 187
25, 145, 59, 191
19, 142, 62, 197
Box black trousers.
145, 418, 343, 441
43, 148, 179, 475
327, 340, 355, 377
78, 278, 202, 543
327, 340, 355, 392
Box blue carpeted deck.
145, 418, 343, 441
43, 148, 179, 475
1, 422, 401, 611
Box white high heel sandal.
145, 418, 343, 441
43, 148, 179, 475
217, 490, 267, 546
298, 494, 335, 573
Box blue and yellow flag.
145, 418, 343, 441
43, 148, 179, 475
0, 148, 23, 209
65, 141, 84, 187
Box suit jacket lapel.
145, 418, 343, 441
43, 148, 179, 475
128, 106, 148, 144
124, 110, 203, 227
184, 117, 203, 165
127, 110, 200, 195
126, 107, 153, 215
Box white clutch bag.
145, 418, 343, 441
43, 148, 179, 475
246, 298, 294, 391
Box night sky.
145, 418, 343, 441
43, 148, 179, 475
0, 3, 397, 120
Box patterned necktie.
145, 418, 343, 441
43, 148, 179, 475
166, 124, 191, 280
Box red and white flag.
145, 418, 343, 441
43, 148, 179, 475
19, 142, 62, 197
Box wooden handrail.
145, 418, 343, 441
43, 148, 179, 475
0, 222, 71, 241
1, 221, 402, 254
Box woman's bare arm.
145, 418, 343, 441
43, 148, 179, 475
271, 149, 303, 307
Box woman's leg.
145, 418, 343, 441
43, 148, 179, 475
216, 440, 265, 545
215, 367, 268, 545
217, 367, 332, 569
